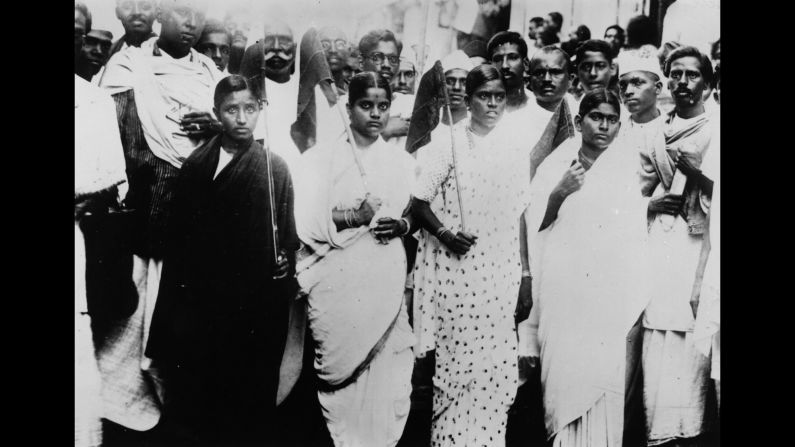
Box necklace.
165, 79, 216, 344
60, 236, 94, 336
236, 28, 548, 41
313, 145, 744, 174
578, 149, 596, 170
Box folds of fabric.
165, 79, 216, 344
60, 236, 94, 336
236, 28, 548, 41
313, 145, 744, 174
99, 37, 222, 169
294, 135, 416, 386
524, 137, 650, 444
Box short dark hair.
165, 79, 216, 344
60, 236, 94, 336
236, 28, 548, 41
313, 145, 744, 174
530, 17, 545, 27
358, 29, 402, 57
664, 45, 714, 86
486, 31, 528, 59
710, 39, 720, 60
548, 12, 563, 30
465, 63, 503, 97
605, 25, 625, 40
575, 39, 614, 64
348, 72, 392, 106
626, 15, 658, 49
531, 45, 572, 72
75, 1, 92, 34
713, 63, 720, 89
462, 40, 487, 59
578, 87, 621, 119
198, 18, 232, 44
213, 74, 256, 109
574, 25, 591, 42
537, 27, 560, 46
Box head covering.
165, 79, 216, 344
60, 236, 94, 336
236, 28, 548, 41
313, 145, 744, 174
441, 50, 474, 73
618, 52, 664, 80
86, 29, 113, 42
399, 46, 418, 72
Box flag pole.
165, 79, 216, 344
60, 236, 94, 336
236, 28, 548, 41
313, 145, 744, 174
440, 78, 466, 233
416, 0, 431, 76
260, 38, 281, 269
331, 93, 369, 193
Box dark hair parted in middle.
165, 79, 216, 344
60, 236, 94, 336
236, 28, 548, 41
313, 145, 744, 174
577, 87, 621, 118
214, 74, 257, 108
347, 72, 393, 105
465, 64, 504, 97
486, 31, 529, 59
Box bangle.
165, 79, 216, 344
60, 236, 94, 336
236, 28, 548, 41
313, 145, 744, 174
522, 270, 532, 278
400, 218, 411, 236
436, 227, 450, 239
345, 209, 357, 228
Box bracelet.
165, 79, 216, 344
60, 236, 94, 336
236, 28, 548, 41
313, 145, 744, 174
344, 209, 357, 228
522, 270, 532, 279
400, 218, 411, 236
436, 227, 451, 239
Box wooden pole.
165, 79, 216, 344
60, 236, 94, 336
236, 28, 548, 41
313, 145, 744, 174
260, 39, 281, 268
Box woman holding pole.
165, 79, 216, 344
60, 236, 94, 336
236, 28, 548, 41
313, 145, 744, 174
293, 72, 417, 447
410, 64, 533, 447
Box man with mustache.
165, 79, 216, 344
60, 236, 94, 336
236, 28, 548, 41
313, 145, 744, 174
109, 0, 158, 57
238, 18, 303, 171
639, 46, 719, 447
97, 1, 221, 443
77, 29, 113, 82
487, 31, 531, 114
223, 6, 250, 74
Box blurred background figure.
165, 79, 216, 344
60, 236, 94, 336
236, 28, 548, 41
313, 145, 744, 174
77, 29, 113, 82
624, 15, 659, 59
544, 11, 564, 43
560, 24, 590, 61
195, 18, 232, 73
223, 3, 251, 74
392, 54, 418, 95
108, 0, 157, 57
318, 26, 352, 94
710, 38, 720, 66
603, 24, 625, 58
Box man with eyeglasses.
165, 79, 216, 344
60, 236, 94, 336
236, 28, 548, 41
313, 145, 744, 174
318, 26, 351, 94
195, 18, 232, 73
639, 46, 719, 447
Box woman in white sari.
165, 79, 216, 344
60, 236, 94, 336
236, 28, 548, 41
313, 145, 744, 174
522, 88, 650, 447
293, 73, 416, 447
410, 64, 533, 447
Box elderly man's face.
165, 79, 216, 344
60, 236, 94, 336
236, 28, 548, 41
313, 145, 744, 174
116, 1, 156, 36
361, 40, 400, 82
224, 13, 249, 49
81, 31, 113, 75
197, 31, 231, 71
157, 0, 207, 51
319, 27, 350, 73
262, 21, 296, 82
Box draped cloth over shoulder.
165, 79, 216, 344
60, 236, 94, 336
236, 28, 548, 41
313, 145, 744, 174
100, 37, 222, 169
293, 134, 416, 446
523, 137, 650, 445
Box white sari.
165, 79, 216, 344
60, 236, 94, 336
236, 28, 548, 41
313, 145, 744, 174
294, 134, 416, 446
523, 137, 650, 447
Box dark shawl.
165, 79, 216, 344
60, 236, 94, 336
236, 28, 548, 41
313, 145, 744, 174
145, 136, 298, 441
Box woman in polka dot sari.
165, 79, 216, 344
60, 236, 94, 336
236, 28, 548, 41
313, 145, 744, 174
410, 64, 533, 447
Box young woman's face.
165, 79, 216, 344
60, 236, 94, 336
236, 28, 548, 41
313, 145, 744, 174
348, 87, 391, 139
576, 102, 621, 150
213, 89, 260, 142
466, 79, 507, 131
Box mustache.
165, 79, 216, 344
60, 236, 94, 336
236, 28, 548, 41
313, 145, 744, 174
263, 50, 294, 61
674, 87, 693, 95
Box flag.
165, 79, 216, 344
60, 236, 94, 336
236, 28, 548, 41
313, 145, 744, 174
405, 60, 447, 154
290, 27, 338, 153
529, 98, 576, 180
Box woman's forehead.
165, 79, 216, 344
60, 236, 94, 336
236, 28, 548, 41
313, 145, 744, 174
473, 79, 505, 94
357, 87, 391, 101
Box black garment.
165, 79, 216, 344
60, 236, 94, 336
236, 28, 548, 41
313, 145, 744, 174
111, 90, 181, 259
146, 136, 298, 447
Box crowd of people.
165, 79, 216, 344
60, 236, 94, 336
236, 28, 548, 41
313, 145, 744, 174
75, 1, 721, 447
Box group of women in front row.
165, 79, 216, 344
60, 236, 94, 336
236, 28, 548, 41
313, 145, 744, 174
294, 64, 652, 447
